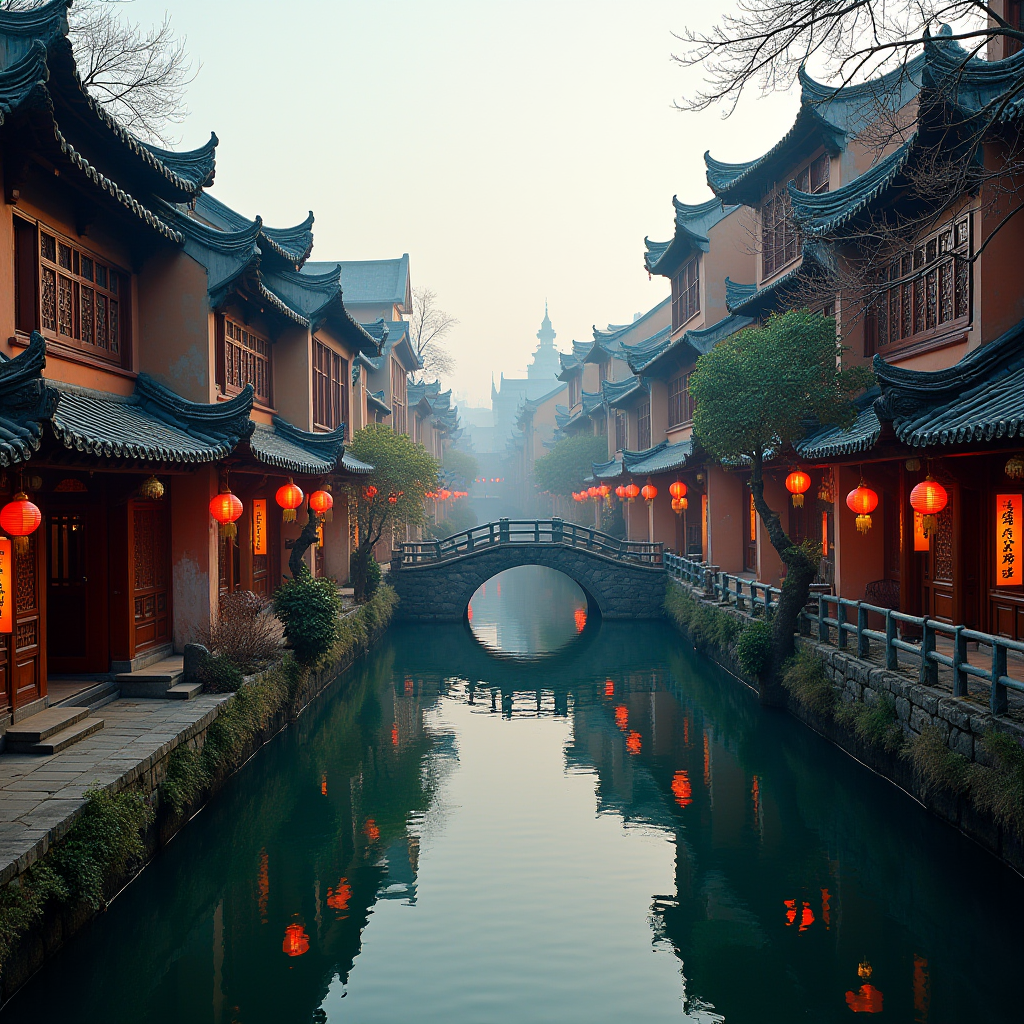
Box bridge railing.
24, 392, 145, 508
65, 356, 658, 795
395, 518, 663, 567
665, 552, 1024, 714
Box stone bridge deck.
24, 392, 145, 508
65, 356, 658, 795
390, 519, 666, 622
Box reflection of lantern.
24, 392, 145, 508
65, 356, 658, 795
615, 485, 626, 501
276, 481, 304, 523
209, 490, 243, 540
846, 483, 878, 535
0, 493, 41, 555
641, 484, 657, 503
909, 475, 948, 537
625, 483, 639, 502
785, 470, 811, 507
283, 923, 310, 957
626, 730, 642, 755
671, 770, 692, 808
309, 489, 333, 515
669, 480, 687, 500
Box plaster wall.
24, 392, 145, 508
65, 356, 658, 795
170, 465, 218, 652
756, 472, 788, 586
834, 464, 885, 601
272, 325, 313, 430
706, 466, 746, 574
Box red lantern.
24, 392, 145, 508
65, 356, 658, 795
625, 483, 640, 502
786, 470, 811, 507
388, 492, 398, 504
363, 484, 378, 502
598, 483, 610, 498
641, 484, 657, 503
210, 490, 243, 540
309, 489, 333, 515
0, 493, 41, 556
615, 485, 627, 501
669, 481, 687, 500
910, 475, 948, 537
276, 481, 304, 523
439, 488, 451, 501
846, 483, 878, 535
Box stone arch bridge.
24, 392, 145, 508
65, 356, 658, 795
389, 519, 666, 622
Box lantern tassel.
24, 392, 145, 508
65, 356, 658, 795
856, 514, 872, 535
324, 508, 333, 523
282, 508, 296, 523
922, 513, 937, 537
12, 536, 28, 557
219, 522, 237, 541
792, 493, 804, 508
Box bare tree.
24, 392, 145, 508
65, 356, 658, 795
410, 287, 458, 377
4, 0, 197, 145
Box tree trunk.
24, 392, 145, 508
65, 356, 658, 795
288, 505, 322, 578
351, 542, 371, 603
748, 454, 817, 706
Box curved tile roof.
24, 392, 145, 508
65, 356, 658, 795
624, 439, 692, 476
193, 193, 313, 268
249, 418, 345, 475
795, 390, 882, 458
628, 314, 754, 375
341, 451, 374, 474
0, 334, 58, 467
644, 197, 737, 276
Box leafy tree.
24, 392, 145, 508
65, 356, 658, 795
346, 425, 439, 601
442, 448, 479, 489
534, 434, 608, 497
425, 502, 478, 540
689, 309, 872, 702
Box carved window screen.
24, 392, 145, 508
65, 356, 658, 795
224, 318, 271, 404
313, 340, 348, 434
636, 399, 651, 452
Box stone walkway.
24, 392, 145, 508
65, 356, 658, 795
0, 694, 230, 886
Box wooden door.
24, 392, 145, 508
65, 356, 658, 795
12, 532, 45, 708
129, 500, 171, 654
923, 495, 957, 623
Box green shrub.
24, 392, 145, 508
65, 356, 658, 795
196, 652, 244, 693
274, 567, 341, 665
781, 648, 836, 715
736, 621, 773, 675
162, 744, 212, 815
665, 585, 740, 651
835, 692, 904, 752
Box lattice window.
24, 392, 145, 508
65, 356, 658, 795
762, 153, 829, 279
313, 340, 348, 433
668, 372, 694, 427
391, 359, 408, 435
636, 399, 651, 452
671, 256, 700, 330
874, 216, 971, 351
615, 410, 627, 452
32, 228, 127, 363
224, 317, 271, 404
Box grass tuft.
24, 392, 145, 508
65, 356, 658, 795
780, 647, 837, 716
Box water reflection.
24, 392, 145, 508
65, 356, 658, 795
4, 567, 1024, 1022
468, 565, 587, 658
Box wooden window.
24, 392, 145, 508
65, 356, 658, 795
599, 360, 609, 383
668, 372, 694, 427
671, 255, 700, 331
615, 410, 628, 452
391, 359, 407, 434
873, 215, 971, 352
1007, 1, 1023, 56
762, 153, 829, 279
223, 317, 271, 404
636, 399, 651, 451
313, 340, 348, 434
569, 375, 580, 408
19, 223, 130, 364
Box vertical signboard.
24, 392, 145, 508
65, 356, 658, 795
996, 494, 1022, 586
252, 499, 267, 556
0, 538, 11, 634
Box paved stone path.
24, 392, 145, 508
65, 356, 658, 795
0, 694, 230, 886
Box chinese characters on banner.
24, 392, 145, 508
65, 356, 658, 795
996, 494, 1022, 586
252, 499, 267, 556
0, 539, 11, 633
913, 511, 929, 552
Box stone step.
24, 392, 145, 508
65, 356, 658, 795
4, 706, 90, 744
9, 717, 105, 755
51, 681, 119, 712
166, 682, 203, 701
116, 656, 185, 699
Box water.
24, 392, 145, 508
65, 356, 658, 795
4, 565, 1024, 1023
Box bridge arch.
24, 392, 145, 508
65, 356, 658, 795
389, 521, 666, 622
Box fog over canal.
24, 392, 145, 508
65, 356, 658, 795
6, 565, 1023, 1023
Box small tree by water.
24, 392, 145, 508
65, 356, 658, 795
689, 309, 872, 702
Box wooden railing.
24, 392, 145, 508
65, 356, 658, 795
395, 518, 663, 567
665, 552, 1024, 715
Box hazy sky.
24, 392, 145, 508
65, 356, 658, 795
128, 0, 800, 407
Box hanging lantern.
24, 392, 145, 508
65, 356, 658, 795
846, 482, 878, 535
671, 497, 688, 514
1006, 454, 1024, 480
209, 489, 243, 540
615, 484, 627, 502
625, 482, 640, 503
785, 470, 811, 507
0, 493, 41, 556
388, 492, 399, 504
309, 489, 334, 516
439, 488, 451, 501
669, 480, 687, 501
909, 475, 948, 537
138, 475, 165, 500
276, 481, 304, 523
641, 483, 657, 503
363, 484, 378, 502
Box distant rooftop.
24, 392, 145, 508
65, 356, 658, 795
303, 254, 411, 312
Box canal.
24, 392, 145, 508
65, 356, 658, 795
5, 566, 1024, 1023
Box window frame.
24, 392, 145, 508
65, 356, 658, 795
671, 254, 700, 331
761, 152, 830, 280
614, 409, 628, 452
312, 338, 349, 435
221, 315, 273, 406
636, 399, 652, 452
390, 358, 408, 435
667, 371, 695, 428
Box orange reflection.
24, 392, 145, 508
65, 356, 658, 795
671, 770, 692, 808
683, 716, 690, 746
326, 878, 352, 911
614, 705, 629, 731
391, 723, 399, 747
467, 603, 473, 621
821, 887, 831, 930
496, 581, 501, 596
257, 849, 269, 924
404, 677, 414, 696
626, 730, 642, 755
845, 985, 883, 1013
799, 902, 814, 931
703, 731, 711, 787
574, 607, 587, 633
913, 955, 930, 1022
321, 773, 327, 796
751, 775, 761, 819
363, 818, 380, 842
604, 680, 614, 698
283, 922, 309, 957
784, 899, 797, 926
